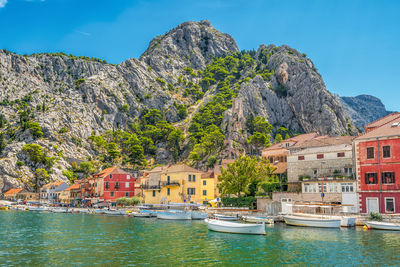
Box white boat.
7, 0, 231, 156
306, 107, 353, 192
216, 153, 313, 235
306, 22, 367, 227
340, 217, 356, 227
132, 212, 153, 218
242, 215, 274, 224
214, 214, 240, 221
205, 219, 266, 235
283, 215, 341, 228
139, 209, 157, 217
28, 206, 45, 212
365, 221, 400, 231
103, 209, 126, 215
51, 208, 69, 213
190, 211, 208, 220
157, 210, 192, 220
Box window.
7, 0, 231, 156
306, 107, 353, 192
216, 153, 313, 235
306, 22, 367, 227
385, 198, 395, 213
317, 154, 324, 159
298, 156, 305, 160
125, 182, 129, 188
304, 183, 310, 193
167, 176, 170, 184
203, 180, 206, 186
269, 157, 274, 163
127, 175, 130, 180
109, 174, 113, 179
382, 172, 395, 184
365, 173, 378, 184
318, 183, 327, 193
115, 182, 120, 189
383, 146, 391, 158
192, 175, 196, 182
344, 168, 353, 175
152, 190, 156, 197
337, 152, 345, 157
105, 182, 109, 189
125, 192, 129, 197
187, 188, 196, 195
367, 147, 374, 159
341, 183, 354, 192
167, 188, 170, 195
203, 190, 207, 196
110, 192, 114, 197
188, 175, 192, 181
328, 183, 337, 193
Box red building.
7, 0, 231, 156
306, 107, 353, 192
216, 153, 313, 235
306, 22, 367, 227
354, 113, 400, 214
82, 166, 139, 203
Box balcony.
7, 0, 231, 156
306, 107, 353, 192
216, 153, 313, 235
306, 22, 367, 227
141, 184, 161, 190
299, 173, 355, 182
162, 180, 180, 187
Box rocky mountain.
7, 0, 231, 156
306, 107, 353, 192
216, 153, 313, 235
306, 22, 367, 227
0, 20, 359, 193
337, 94, 391, 130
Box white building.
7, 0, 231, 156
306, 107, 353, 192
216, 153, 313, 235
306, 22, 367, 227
40, 181, 69, 203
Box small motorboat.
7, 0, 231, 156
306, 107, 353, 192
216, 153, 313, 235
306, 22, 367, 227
28, 206, 45, 212
283, 215, 341, 228
51, 208, 69, 213
103, 209, 126, 215
132, 211, 153, 218
242, 215, 274, 224
340, 217, 356, 227
205, 219, 266, 235
157, 210, 192, 220
365, 221, 400, 231
139, 209, 157, 217
190, 211, 208, 220
214, 214, 240, 221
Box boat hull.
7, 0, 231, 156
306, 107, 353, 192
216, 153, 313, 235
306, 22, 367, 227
214, 214, 239, 221
283, 215, 341, 228
157, 211, 192, 220
242, 216, 274, 224
205, 219, 266, 235
341, 217, 356, 227
132, 212, 153, 218
190, 212, 208, 220
365, 221, 400, 231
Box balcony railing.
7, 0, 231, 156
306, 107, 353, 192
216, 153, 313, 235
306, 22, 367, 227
299, 173, 355, 181
141, 184, 161, 190
162, 180, 180, 187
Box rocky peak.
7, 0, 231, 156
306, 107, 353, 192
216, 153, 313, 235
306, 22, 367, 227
140, 20, 239, 76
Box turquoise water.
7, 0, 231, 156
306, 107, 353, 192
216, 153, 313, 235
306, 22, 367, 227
1, 211, 400, 266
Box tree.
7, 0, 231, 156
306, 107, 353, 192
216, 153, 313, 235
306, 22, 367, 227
107, 142, 121, 161
79, 162, 95, 176
0, 114, 6, 128
0, 133, 6, 154
142, 109, 162, 125
27, 122, 43, 139
284, 133, 290, 140
218, 156, 278, 197
34, 168, 49, 191
189, 125, 225, 165
124, 134, 145, 166
274, 133, 283, 143
22, 144, 44, 163
167, 129, 185, 162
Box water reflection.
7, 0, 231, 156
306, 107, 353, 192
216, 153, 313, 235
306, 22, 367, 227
1, 211, 400, 265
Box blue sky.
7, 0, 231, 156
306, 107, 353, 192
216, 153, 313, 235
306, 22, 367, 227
0, 0, 399, 111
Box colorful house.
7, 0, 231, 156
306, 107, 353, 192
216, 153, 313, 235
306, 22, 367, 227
140, 166, 166, 204
40, 181, 69, 203
261, 133, 319, 191
3, 188, 23, 201
160, 164, 204, 204
201, 171, 216, 205
354, 113, 400, 214
91, 166, 136, 203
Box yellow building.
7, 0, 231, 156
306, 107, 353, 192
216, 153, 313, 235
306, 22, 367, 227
140, 164, 204, 204
160, 164, 204, 204
201, 172, 216, 205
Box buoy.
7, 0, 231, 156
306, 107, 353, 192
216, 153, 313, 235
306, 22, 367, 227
363, 225, 368, 230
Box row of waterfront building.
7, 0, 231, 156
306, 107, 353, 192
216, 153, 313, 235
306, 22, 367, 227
3, 113, 400, 214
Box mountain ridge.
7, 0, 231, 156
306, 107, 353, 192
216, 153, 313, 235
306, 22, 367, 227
0, 20, 384, 193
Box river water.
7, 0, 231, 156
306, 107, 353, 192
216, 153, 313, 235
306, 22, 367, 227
1, 211, 400, 266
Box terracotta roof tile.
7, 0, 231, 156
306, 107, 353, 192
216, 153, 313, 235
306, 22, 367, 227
293, 136, 354, 149
65, 184, 80, 191
356, 114, 400, 140
93, 166, 130, 178
4, 188, 23, 195
162, 164, 203, 174
364, 113, 400, 130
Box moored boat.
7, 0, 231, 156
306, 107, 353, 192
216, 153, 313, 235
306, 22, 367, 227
132, 211, 153, 218
242, 215, 274, 224
51, 208, 69, 213
283, 215, 341, 228
190, 211, 208, 220
139, 209, 157, 217
365, 221, 400, 231
214, 214, 240, 221
205, 219, 266, 235
28, 206, 45, 212
157, 210, 192, 220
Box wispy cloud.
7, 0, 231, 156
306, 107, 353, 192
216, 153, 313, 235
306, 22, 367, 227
0, 0, 7, 8
75, 30, 91, 36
